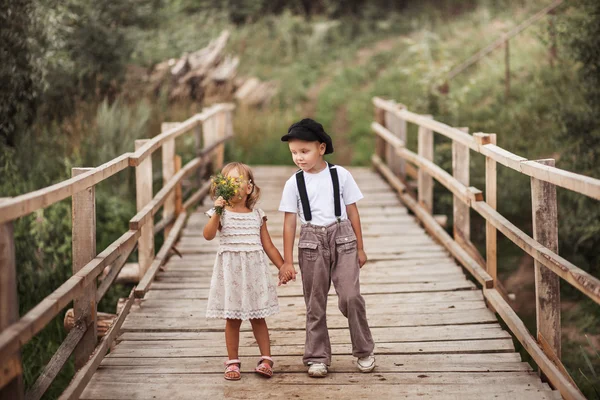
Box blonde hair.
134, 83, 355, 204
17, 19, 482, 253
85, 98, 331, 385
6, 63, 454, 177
210, 162, 261, 210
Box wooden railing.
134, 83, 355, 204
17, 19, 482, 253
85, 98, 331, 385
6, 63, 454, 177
0, 103, 235, 400
443, 0, 564, 98
371, 97, 599, 400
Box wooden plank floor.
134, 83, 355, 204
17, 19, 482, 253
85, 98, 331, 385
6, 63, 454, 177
81, 166, 561, 399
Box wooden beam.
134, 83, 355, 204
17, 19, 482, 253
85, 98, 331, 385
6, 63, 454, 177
478, 143, 600, 200
0, 221, 23, 398
135, 213, 187, 298
384, 102, 407, 178
24, 322, 87, 400
194, 120, 204, 188
471, 199, 600, 304
129, 157, 203, 231
128, 103, 234, 167
129, 135, 232, 231
453, 127, 471, 248
0, 154, 130, 224
175, 156, 183, 216
475, 133, 498, 283
58, 290, 135, 400
484, 289, 584, 400
372, 155, 493, 289
374, 97, 600, 200
0, 230, 138, 364
161, 123, 179, 237
153, 214, 176, 235
394, 147, 474, 206
371, 122, 406, 149
374, 106, 387, 160
135, 140, 155, 281
71, 168, 97, 370
417, 115, 434, 214
96, 240, 137, 302
531, 159, 561, 366
182, 180, 212, 210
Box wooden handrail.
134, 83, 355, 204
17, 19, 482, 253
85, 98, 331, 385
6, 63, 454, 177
0, 154, 131, 224
0, 103, 235, 398
372, 155, 494, 288
58, 289, 135, 400
472, 200, 600, 304
135, 213, 187, 297
0, 229, 139, 363
0, 103, 236, 224
446, 0, 564, 81
373, 97, 600, 200
484, 289, 584, 400
372, 97, 593, 399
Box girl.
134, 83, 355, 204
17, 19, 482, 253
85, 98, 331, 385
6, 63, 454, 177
203, 162, 290, 381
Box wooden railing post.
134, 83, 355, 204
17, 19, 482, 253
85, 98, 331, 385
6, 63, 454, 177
417, 115, 434, 214
452, 128, 470, 246
194, 119, 204, 186
385, 103, 407, 178
135, 140, 155, 281
174, 155, 183, 216
475, 133, 497, 283
215, 111, 226, 171
531, 158, 561, 367
0, 220, 24, 399
71, 168, 97, 370
161, 123, 178, 237
202, 109, 216, 175
374, 107, 386, 161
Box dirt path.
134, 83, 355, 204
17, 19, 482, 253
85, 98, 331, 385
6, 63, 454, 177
303, 37, 400, 118
302, 37, 402, 164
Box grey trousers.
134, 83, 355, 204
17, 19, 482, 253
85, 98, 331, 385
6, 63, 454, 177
298, 219, 374, 366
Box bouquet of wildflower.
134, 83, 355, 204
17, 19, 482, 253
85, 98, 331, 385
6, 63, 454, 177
211, 173, 241, 215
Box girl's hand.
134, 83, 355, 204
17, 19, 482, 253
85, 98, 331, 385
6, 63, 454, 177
278, 262, 297, 286
214, 196, 226, 209
358, 249, 367, 268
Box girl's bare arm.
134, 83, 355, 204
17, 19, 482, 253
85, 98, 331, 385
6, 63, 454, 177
203, 213, 221, 240
260, 221, 284, 269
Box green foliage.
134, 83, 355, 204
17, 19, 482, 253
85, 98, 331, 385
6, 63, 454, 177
554, 0, 600, 281
0, 0, 43, 147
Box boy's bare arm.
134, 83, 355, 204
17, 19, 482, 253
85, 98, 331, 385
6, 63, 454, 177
260, 222, 284, 269
346, 203, 367, 267
280, 212, 298, 283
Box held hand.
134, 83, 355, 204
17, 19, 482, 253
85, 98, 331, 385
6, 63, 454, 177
278, 262, 297, 286
214, 196, 226, 209
358, 249, 368, 268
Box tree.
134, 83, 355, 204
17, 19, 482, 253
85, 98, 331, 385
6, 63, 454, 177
0, 0, 42, 147
556, 0, 600, 276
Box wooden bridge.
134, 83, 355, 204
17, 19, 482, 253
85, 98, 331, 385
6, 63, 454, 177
1, 99, 599, 399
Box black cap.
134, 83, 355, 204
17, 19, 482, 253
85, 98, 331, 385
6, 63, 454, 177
281, 118, 334, 154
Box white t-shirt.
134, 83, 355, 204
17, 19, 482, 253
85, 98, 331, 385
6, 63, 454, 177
278, 163, 363, 226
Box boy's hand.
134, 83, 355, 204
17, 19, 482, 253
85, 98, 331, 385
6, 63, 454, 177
358, 249, 368, 268
278, 262, 297, 286
214, 196, 226, 208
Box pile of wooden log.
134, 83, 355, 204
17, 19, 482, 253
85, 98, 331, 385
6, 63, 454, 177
149, 30, 277, 107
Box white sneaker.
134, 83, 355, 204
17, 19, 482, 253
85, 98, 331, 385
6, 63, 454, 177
307, 362, 328, 378
357, 354, 375, 372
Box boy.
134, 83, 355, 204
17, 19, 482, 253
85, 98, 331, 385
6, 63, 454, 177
278, 118, 375, 378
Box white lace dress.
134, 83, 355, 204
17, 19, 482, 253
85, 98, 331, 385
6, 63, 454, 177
205, 208, 279, 320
